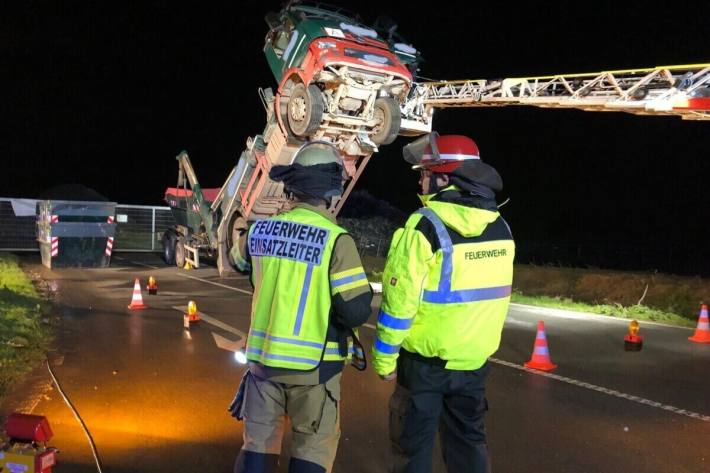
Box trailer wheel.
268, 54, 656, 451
175, 238, 186, 268
371, 97, 401, 145
287, 83, 324, 138
162, 231, 176, 265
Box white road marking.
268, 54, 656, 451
510, 303, 694, 331
489, 357, 710, 422
177, 273, 252, 295
359, 324, 709, 423
173, 306, 247, 338
503, 317, 536, 328
212, 332, 246, 352
123, 257, 704, 421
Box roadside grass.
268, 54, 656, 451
362, 255, 385, 283
510, 292, 696, 328
362, 257, 699, 329
0, 253, 51, 400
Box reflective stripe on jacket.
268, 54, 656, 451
373, 198, 515, 374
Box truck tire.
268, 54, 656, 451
227, 212, 247, 256
287, 83, 324, 138
162, 230, 177, 265
225, 211, 249, 267
371, 97, 401, 145
175, 238, 186, 268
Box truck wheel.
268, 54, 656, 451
371, 97, 401, 145
225, 212, 249, 266
175, 239, 186, 268
287, 83, 324, 137
227, 212, 248, 256
162, 231, 176, 265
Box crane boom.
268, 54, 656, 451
408, 64, 710, 122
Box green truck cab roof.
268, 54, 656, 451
264, 1, 421, 80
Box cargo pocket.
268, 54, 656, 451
319, 374, 341, 434
290, 374, 342, 436
228, 370, 251, 421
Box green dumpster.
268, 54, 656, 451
37, 200, 117, 268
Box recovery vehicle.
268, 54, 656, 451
160, 1, 709, 275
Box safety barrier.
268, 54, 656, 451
37, 200, 117, 268
0, 198, 175, 252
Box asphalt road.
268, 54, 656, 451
2, 252, 709, 473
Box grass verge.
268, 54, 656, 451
510, 292, 696, 328
0, 253, 52, 401
362, 257, 698, 329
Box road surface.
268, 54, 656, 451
2, 253, 708, 473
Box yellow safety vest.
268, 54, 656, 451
247, 207, 348, 370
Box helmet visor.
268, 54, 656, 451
403, 132, 440, 168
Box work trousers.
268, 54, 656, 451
389, 353, 491, 473
234, 371, 341, 473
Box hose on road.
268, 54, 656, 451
45, 359, 105, 473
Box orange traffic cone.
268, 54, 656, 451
524, 320, 557, 371
689, 304, 710, 343
127, 278, 148, 310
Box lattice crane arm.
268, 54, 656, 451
406, 64, 710, 122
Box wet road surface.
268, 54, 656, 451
2, 253, 709, 473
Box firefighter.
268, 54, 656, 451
229, 141, 372, 473
372, 133, 515, 473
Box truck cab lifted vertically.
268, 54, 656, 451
160, 2, 710, 275
263, 1, 427, 157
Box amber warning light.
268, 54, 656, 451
1, 413, 59, 473
624, 319, 644, 351
147, 276, 158, 295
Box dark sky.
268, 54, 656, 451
4, 1, 710, 271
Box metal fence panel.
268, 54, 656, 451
2, 197, 709, 276
114, 204, 175, 251
0, 200, 38, 250
0, 198, 175, 253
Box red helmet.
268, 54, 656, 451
415, 134, 480, 173
403, 132, 503, 191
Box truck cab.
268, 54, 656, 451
263, 1, 424, 156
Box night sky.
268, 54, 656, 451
4, 1, 710, 273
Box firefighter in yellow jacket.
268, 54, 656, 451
229, 141, 372, 473
373, 133, 515, 473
